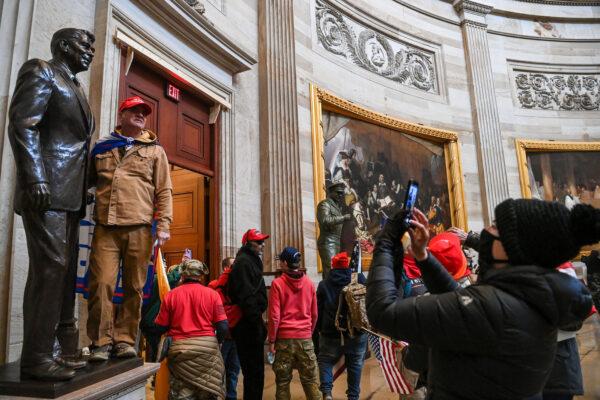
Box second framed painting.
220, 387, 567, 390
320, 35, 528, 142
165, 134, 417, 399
310, 85, 468, 271
516, 139, 600, 257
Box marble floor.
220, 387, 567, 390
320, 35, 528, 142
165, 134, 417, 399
147, 314, 600, 399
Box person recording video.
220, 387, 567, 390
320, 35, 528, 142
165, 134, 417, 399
366, 198, 597, 399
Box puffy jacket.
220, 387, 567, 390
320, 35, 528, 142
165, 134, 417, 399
366, 214, 592, 400
227, 246, 267, 325
317, 268, 366, 338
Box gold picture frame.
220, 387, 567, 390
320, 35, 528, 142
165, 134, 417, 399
310, 84, 468, 271
515, 138, 600, 259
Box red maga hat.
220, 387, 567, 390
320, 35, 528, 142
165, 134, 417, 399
428, 232, 468, 280
331, 252, 350, 269
118, 96, 152, 115
242, 228, 269, 245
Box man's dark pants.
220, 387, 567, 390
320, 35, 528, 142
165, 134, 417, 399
231, 318, 266, 400
21, 210, 80, 367
318, 333, 368, 400
221, 338, 241, 400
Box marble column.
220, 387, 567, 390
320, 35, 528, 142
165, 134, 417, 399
454, 0, 510, 224
0, 0, 36, 363
258, 0, 304, 269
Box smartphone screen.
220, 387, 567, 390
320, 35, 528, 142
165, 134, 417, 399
403, 180, 419, 225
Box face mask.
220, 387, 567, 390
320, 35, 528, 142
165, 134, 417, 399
478, 229, 509, 276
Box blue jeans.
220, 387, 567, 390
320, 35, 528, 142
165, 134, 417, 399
221, 338, 241, 400
317, 334, 367, 400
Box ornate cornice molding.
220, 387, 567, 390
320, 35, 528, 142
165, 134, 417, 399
315, 0, 440, 94
514, 0, 600, 5
135, 0, 256, 73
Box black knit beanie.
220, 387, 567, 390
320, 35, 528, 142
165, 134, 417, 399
494, 198, 600, 268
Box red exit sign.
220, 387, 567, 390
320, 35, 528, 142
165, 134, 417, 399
166, 83, 180, 102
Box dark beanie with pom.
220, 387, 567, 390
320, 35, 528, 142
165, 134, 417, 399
494, 198, 600, 268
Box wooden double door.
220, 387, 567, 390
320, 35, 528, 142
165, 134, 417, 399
120, 57, 219, 276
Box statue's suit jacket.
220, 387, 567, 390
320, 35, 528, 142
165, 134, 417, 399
9, 58, 95, 215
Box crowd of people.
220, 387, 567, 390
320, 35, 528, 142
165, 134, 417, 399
79, 95, 599, 400
143, 195, 600, 400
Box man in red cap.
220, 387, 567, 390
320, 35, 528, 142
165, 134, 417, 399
227, 228, 270, 400
86, 96, 172, 361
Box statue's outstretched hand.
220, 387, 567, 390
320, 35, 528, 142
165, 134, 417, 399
28, 182, 51, 210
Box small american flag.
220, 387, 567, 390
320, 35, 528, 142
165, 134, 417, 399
368, 332, 414, 394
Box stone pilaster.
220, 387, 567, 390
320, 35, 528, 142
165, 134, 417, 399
454, 0, 510, 224
0, 0, 36, 363
258, 0, 304, 269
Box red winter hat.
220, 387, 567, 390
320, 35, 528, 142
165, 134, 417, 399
241, 228, 269, 245
119, 96, 152, 115
331, 252, 350, 269
428, 232, 468, 280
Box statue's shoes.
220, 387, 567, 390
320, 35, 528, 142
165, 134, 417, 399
21, 361, 76, 381
56, 355, 87, 370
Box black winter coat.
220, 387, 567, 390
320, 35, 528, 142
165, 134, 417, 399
228, 246, 267, 326
316, 268, 366, 338
366, 215, 592, 400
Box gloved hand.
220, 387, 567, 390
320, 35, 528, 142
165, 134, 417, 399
378, 209, 410, 246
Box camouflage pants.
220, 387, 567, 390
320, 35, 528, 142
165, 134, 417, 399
168, 374, 217, 400
273, 338, 321, 400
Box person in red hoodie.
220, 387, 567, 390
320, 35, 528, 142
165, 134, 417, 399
268, 246, 320, 400
208, 257, 241, 400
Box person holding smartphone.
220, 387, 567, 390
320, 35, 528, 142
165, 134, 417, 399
366, 199, 596, 399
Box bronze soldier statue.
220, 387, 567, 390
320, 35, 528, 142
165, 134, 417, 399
8, 28, 95, 381
317, 182, 352, 279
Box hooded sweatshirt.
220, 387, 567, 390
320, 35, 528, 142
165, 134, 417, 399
268, 272, 317, 343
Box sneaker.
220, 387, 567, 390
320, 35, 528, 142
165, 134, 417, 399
114, 343, 137, 359
322, 393, 333, 400
88, 345, 111, 362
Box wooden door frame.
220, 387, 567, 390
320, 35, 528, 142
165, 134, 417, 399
119, 55, 222, 278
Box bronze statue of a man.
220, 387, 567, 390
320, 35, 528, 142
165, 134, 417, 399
8, 28, 95, 381
317, 182, 352, 279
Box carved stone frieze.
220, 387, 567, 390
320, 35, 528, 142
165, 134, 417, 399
514, 72, 600, 111
315, 0, 438, 94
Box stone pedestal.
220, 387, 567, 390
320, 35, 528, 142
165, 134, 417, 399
0, 358, 157, 399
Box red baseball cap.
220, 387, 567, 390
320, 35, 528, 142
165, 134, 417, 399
331, 252, 350, 269
428, 232, 468, 280
119, 96, 152, 115
242, 228, 269, 245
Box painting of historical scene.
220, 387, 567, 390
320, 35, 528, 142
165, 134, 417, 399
527, 152, 600, 210
322, 109, 452, 259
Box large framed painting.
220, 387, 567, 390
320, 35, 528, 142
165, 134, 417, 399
516, 139, 600, 257
310, 85, 468, 271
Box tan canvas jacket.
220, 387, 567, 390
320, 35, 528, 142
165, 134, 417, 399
89, 129, 173, 233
